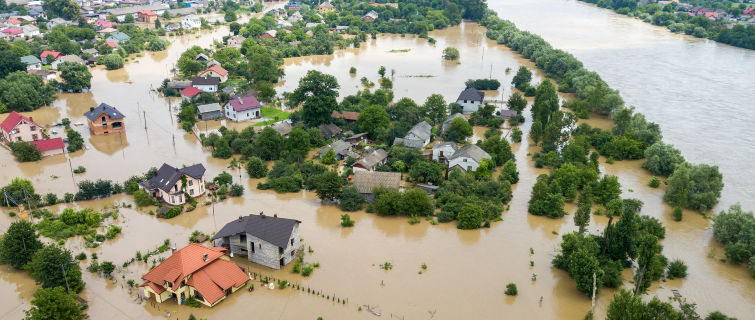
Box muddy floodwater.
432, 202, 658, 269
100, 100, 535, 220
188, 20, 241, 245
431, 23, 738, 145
2, 1, 755, 319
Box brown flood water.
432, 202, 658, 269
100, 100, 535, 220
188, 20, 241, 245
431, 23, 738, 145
1, 2, 754, 319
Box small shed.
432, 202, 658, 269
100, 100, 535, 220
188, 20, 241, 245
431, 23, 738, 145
197, 103, 222, 120
416, 183, 439, 194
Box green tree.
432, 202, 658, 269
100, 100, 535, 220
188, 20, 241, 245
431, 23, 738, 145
507, 92, 527, 112
23, 287, 87, 320
284, 127, 311, 160
320, 148, 336, 165
177, 55, 203, 76
290, 70, 339, 126
229, 22, 241, 35
133, 189, 154, 207
402, 188, 434, 217
314, 170, 342, 201
498, 160, 519, 184
531, 80, 559, 126
449, 117, 472, 140
99, 261, 115, 276
442, 47, 460, 60
0, 221, 45, 269
593, 175, 622, 206
479, 135, 513, 166
124, 13, 135, 23
444, 2, 462, 25
65, 128, 83, 152
155, 17, 162, 29
457, 202, 483, 229
254, 127, 284, 160
224, 9, 237, 22
408, 161, 444, 185
663, 162, 723, 210
358, 105, 390, 138
245, 157, 268, 178
511, 66, 532, 91
423, 94, 448, 124
102, 53, 124, 70
475, 158, 495, 180
380, 77, 393, 90
641, 142, 685, 176
26, 244, 85, 292
56, 62, 92, 92
378, 66, 386, 78
0, 51, 25, 78
339, 186, 365, 212
10, 141, 42, 162
255, 81, 276, 102
43, 0, 80, 20
340, 214, 355, 227
0, 71, 56, 112
633, 233, 663, 295
244, 46, 282, 83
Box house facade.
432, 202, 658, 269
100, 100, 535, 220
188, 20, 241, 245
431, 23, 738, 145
226, 35, 245, 49
363, 10, 378, 21
181, 86, 202, 101
20, 55, 42, 70
30, 137, 65, 157
317, 2, 334, 14
197, 65, 228, 83
447, 145, 492, 172
212, 214, 302, 270
83, 103, 125, 135
137, 10, 157, 22
46, 18, 72, 29
432, 141, 458, 164
224, 96, 261, 122
197, 103, 222, 120
140, 243, 249, 308
182, 15, 201, 29
40, 50, 62, 64
105, 32, 130, 43
142, 163, 206, 206
393, 121, 431, 149
344, 132, 368, 144
52, 55, 85, 70
1, 111, 43, 143
192, 76, 220, 93
317, 139, 353, 160
20, 24, 39, 37
456, 88, 484, 114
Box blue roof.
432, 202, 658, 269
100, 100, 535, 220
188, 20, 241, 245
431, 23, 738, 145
287, 1, 301, 6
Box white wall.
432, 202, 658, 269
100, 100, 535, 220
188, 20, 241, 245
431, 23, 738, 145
449, 157, 480, 172
457, 99, 482, 114
432, 145, 456, 161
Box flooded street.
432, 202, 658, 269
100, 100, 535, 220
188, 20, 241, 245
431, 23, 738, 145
1, 1, 755, 319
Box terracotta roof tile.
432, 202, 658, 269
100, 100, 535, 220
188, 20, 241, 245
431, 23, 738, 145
1, 111, 40, 133
30, 138, 65, 152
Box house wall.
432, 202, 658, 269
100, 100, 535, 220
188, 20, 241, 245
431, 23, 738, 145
432, 145, 456, 162
193, 84, 217, 92
457, 99, 482, 114
41, 147, 64, 157
157, 175, 205, 206
52, 59, 83, 70
87, 112, 125, 135
181, 18, 200, 29
198, 110, 222, 120
224, 104, 260, 122
227, 222, 300, 269
2, 119, 42, 143
198, 70, 228, 82
449, 157, 481, 172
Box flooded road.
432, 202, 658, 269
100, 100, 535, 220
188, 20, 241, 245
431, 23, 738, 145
1, 1, 755, 319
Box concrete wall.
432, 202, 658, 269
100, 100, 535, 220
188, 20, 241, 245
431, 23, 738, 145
432, 145, 456, 162
449, 157, 480, 172
41, 148, 64, 157
193, 84, 217, 92
158, 175, 205, 206
227, 222, 301, 269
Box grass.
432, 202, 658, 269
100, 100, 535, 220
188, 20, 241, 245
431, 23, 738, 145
254, 107, 290, 127
402, 75, 435, 78
388, 49, 411, 53
222, 79, 247, 89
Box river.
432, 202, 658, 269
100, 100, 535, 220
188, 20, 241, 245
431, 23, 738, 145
0, 1, 754, 319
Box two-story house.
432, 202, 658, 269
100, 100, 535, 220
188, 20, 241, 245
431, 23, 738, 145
182, 15, 201, 29
224, 96, 261, 122
20, 55, 42, 70
142, 163, 207, 206
197, 65, 228, 83
40, 51, 63, 64
432, 141, 458, 164
456, 88, 485, 114
212, 213, 302, 270
226, 35, 245, 49
192, 76, 220, 93
393, 121, 431, 149
105, 32, 131, 44
1, 111, 43, 143
317, 1, 334, 14
83, 103, 125, 135
447, 145, 492, 173
140, 243, 249, 308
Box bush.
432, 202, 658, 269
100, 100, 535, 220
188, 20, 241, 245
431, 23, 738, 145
349, 67, 356, 74
667, 259, 688, 279
9, 141, 42, 162
340, 214, 355, 227
465, 79, 501, 90
103, 54, 124, 70
673, 207, 683, 221
648, 176, 660, 188
230, 183, 244, 196
505, 283, 518, 295
75, 252, 87, 260
73, 166, 86, 174
245, 157, 268, 178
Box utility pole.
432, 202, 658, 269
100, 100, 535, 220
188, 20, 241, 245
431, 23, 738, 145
68, 159, 75, 185
490, 63, 492, 79
144, 111, 147, 130
590, 272, 596, 314
62, 264, 70, 292
22, 186, 31, 221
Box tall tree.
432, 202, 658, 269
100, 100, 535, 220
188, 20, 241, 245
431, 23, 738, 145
254, 127, 284, 160
423, 94, 448, 124
23, 287, 87, 320
284, 127, 311, 161
0, 51, 25, 78
26, 244, 85, 292
290, 70, 339, 126
511, 66, 532, 91
0, 221, 45, 269
358, 105, 390, 138
0, 71, 57, 112
663, 162, 723, 210
314, 170, 342, 201
55, 62, 92, 92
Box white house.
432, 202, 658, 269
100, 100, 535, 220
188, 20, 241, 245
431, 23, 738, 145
456, 88, 485, 114
191, 76, 220, 93
393, 121, 432, 149
182, 15, 201, 29
20, 24, 39, 37
447, 145, 492, 173
432, 142, 458, 164
224, 96, 261, 122
51, 55, 85, 70
20, 55, 42, 70
46, 18, 73, 29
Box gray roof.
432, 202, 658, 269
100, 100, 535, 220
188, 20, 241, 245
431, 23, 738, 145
195, 53, 209, 61
318, 123, 341, 138
407, 121, 432, 141
351, 171, 401, 194
84, 103, 125, 121
167, 7, 195, 15
318, 139, 351, 155
167, 81, 192, 89
272, 121, 292, 136
355, 149, 388, 169
148, 163, 206, 193
192, 76, 220, 86
447, 144, 491, 163
196, 103, 221, 114
432, 141, 458, 151
442, 113, 465, 134
499, 110, 518, 117
393, 137, 425, 149
211, 214, 301, 249
457, 88, 484, 102
221, 86, 235, 94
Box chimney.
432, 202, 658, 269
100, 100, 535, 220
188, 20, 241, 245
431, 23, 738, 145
238, 215, 242, 222
202, 253, 208, 262
90, 107, 94, 112
29, 117, 33, 122
274, 213, 277, 217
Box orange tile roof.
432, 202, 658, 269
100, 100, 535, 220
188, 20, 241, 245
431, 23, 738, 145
185, 259, 248, 304
140, 281, 166, 294
141, 243, 224, 291
204, 65, 228, 76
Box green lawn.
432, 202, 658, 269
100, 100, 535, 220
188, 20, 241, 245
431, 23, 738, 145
254, 107, 290, 127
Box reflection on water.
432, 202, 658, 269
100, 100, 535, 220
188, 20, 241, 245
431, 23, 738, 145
0, 1, 753, 319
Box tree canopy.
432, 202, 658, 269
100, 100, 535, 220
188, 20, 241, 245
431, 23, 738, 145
290, 70, 339, 126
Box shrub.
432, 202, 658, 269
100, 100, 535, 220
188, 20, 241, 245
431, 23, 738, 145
230, 183, 244, 196
349, 67, 356, 74
340, 214, 355, 227
505, 283, 518, 295
673, 207, 683, 221
302, 264, 314, 276
648, 176, 660, 188
73, 166, 86, 174
667, 259, 688, 279
75, 252, 87, 260
103, 54, 124, 70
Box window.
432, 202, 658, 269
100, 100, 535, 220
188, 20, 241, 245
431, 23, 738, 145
189, 189, 194, 195
194, 291, 204, 302
102, 124, 107, 128
464, 100, 467, 103
171, 196, 175, 203
179, 195, 183, 203
32, 134, 38, 140
188, 180, 193, 186
16, 137, 22, 141
463, 159, 467, 162
30, 126, 36, 131
291, 239, 294, 246
101, 116, 106, 122
291, 251, 294, 257
258, 243, 261, 249
468, 166, 472, 171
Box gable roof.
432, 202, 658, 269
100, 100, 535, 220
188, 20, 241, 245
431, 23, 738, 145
393, 137, 425, 149
442, 113, 465, 133
181, 86, 202, 97
82, 48, 98, 54
406, 121, 432, 141
1, 111, 40, 133
318, 123, 341, 137
351, 171, 401, 193
192, 76, 220, 86
2, 28, 23, 35
331, 110, 359, 121
271, 120, 292, 136
83, 103, 124, 121
108, 32, 131, 41
202, 65, 228, 76
457, 88, 485, 102
40, 50, 62, 59
30, 138, 65, 151
195, 53, 209, 61
211, 214, 301, 249
319, 1, 334, 7
140, 243, 230, 295
226, 96, 261, 112
148, 163, 206, 193
433, 141, 458, 151
263, 30, 277, 37
55, 55, 84, 64
20, 55, 41, 64
355, 149, 388, 169
185, 258, 248, 304
197, 103, 221, 114
318, 139, 351, 155
447, 144, 491, 163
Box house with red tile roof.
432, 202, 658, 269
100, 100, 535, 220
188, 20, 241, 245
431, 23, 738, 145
197, 65, 229, 83
140, 243, 249, 307
331, 110, 360, 123
40, 50, 63, 64
224, 96, 261, 122
94, 19, 117, 28
1, 27, 23, 38
137, 10, 157, 22
5, 18, 21, 27
30, 137, 65, 157
744, 8, 755, 16
181, 86, 202, 101
1, 111, 43, 143
105, 41, 118, 48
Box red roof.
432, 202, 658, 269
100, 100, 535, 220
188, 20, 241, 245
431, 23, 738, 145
203, 65, 228, 76
105, 42, 118, 48
141, 244, 248, 305
332, 110, 360, 121
30, 138, 65, 152
138, 10, 157, 16
2, 28, 23, 35
40, 51, 62, 59
744, 8, 755, 15
181, 86, 202, 98
1, 111, 40, 133
6, 18, 21, 25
